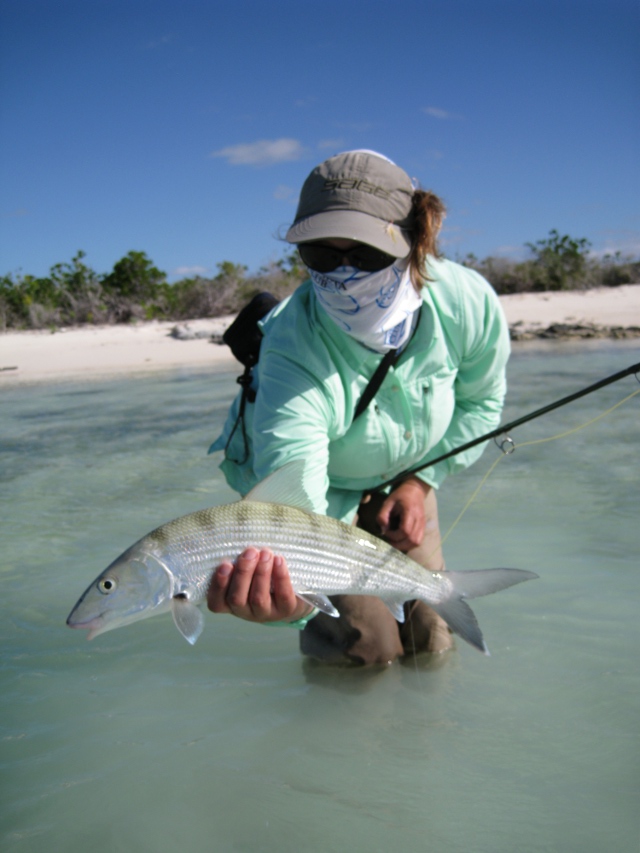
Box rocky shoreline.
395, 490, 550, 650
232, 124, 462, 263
509, 322, 640, 341
169, 319, 640, 344
171, 320, 640, 344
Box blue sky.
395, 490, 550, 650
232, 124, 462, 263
1, 0, 638, 281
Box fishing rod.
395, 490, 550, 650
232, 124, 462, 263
375, 360, 640, 493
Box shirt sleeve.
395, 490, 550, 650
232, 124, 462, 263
251, 350, 336, 515
414, 273, 510, 489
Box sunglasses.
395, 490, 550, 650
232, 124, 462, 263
298, 242, 397, 273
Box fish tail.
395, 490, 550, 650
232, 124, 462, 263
428, 568, 538, 655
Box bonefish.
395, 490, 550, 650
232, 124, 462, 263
66, 461, 538, 653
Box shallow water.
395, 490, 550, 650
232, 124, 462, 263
1, 342, 639, 853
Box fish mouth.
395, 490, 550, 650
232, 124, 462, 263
66, 614, 106, 641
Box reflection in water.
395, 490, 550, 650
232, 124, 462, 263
1, 343, 639, 853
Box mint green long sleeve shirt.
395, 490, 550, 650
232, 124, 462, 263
210, 258, 510, 523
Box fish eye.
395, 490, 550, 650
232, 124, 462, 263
98, 577, 117, 594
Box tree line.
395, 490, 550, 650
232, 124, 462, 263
1, 231, 638, 331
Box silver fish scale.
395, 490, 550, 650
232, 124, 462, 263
141, 500, 449, 605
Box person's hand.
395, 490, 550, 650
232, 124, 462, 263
207, 547, 313, 623
376, 477, 430, 552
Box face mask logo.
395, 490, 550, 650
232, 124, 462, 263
376, 275, 401, 309
308, 270, 350, 292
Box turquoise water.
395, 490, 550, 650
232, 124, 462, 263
1, 342, 639, 853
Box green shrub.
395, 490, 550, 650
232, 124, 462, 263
1, 241, 636, 330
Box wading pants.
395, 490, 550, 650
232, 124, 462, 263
299, 488, 453, 666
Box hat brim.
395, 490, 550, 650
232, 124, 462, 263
285, 210, 412, 259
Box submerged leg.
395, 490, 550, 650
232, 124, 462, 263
395, 488, 453, 655
299, 487, 452, 664
299, 594, 403, 666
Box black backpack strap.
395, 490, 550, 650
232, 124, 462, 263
222, 362, 254, 465
353, 348, 399, 420
222, 292, 411, 463
223, 292, 279, 465
223, 292, 279, 367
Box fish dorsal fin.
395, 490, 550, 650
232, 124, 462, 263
243, 460, 315, 513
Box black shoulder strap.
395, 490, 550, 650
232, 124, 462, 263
353, 348, 399, 420
224, 343, 399, 464
353, 308, 423, 420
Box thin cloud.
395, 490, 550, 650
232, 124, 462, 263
317, 138, 345, 151
210, 139, 307, 166
590, 230, 640, 258
334, 121, 375, 133
439, 224, 483, 249
423, 106, 464, 121
492, 244, 529, 260
143, 35, 172, 50
173, 265, 209, 277
273, 185, 296, 201
2, 207, 29, 218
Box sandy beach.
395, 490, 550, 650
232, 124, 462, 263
1, 285, 639, 385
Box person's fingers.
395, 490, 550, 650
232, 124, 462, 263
377, 506, 421, 550
247, 549, 275, 619
208, 549, 313, 622
402, 504, 424, 545
376, 482, 427, 550
225, 547, 260, 613
271, 554, 300, 616
375, 496, 396, 535
207, 561, 234, 612
384, 529, 413, 551
386, 513, 423, 549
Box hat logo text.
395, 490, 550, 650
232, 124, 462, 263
323, 179, 390, 199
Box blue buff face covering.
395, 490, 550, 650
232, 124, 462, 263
309, 260, 421, 352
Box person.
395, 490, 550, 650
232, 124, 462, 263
207, 149, 510, 665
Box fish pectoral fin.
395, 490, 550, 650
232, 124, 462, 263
383, 599, 406, 623
171, 597, 205, 645
295, 591, 339, 618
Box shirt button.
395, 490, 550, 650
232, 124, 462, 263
404, 430, 412, 440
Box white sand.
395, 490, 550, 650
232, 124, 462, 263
1, 286, 639, 385
0, 317, 237, 384
499, 284, 640, 330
